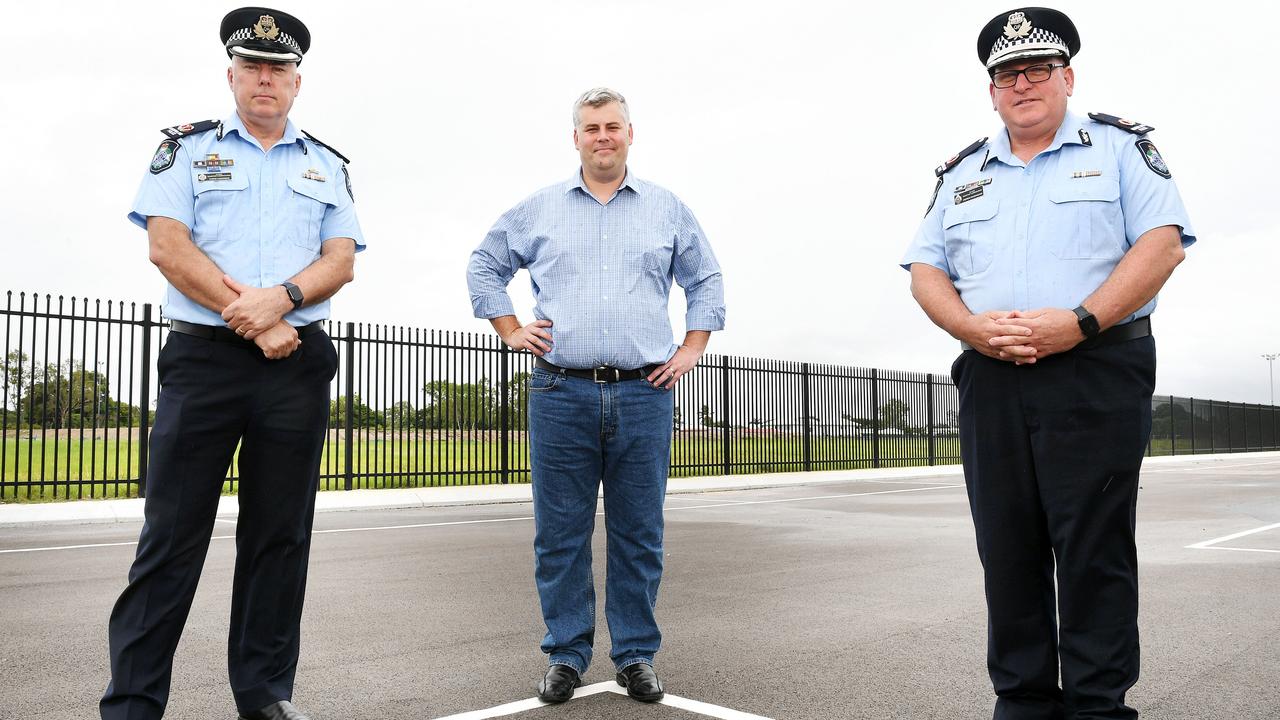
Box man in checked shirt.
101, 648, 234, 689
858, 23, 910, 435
466, 87, 725, 704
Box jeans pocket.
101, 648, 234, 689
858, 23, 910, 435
528, 368, 562, 392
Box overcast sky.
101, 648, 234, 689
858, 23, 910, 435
3, 1, 1277, 404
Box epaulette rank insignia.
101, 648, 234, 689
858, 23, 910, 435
301, 130, 351, 164
160, 119, 222, 140
935, 137, 988, 177
926, 137, 987, 216
1088, 113, 1154, 135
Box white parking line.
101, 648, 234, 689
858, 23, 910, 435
0, 483, 964, 555
1186, 521, 1280, 553
429, 681, 776, 720
1186, 521, 1280, 549
1148, 459, 1280, 474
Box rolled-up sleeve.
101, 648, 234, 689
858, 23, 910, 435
672, 202, 725, 331
467, 205, 524, 319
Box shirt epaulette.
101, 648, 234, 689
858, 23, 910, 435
935, 137, 988, 177
1088, 113, 1155, 135
301, 130, 351, 164
160, 120, 221, 140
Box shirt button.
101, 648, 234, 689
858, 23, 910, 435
603, 265, 608, 270
602, 296, 608, 301
603, 329, 609, 335
603, 234, 608, 240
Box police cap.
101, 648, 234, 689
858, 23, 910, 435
977, 8, 1080, 70
221, 7, 310, 64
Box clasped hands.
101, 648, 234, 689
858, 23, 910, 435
220, 275, 299, 360
966, 308, 1085, 365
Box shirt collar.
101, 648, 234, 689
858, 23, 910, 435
987, 110, 1089, 168
565, 167, 643, 198
220, 111, 303, 151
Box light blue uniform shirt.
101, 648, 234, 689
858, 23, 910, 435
902, 111, 1195, 321
467, 171, 726, 370
130, 112, 365, 326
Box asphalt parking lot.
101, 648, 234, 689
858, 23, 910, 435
1, 454, 1277, 719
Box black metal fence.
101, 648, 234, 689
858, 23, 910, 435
3, 291, 1277, 501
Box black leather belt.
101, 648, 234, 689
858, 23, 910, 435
169, 319, 326, 346
961, 315, 1151, 352
535, 358, 661, 383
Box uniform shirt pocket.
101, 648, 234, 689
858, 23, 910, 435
942, 198, 999, 277
286, 174, 337, 255
1047, 177, 1123, 259
191, 172, 250, 247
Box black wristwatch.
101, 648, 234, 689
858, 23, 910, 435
1072, 305, 1100, 339
281, 282, 304, 311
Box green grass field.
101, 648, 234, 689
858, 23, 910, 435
2, 432, 1226, 503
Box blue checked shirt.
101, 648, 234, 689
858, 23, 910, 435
129, 111, 366, 327
467, 170, 726, 370
902, 111, 1195, 321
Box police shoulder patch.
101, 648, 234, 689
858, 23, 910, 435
341, 165, 354, 202
1136, 138, 1171, 179
160, 119, 221, 139
149, 139, 180, 174
302, 130, 351, 164
935, 137, 989, 177
1088, 112, 1155, 135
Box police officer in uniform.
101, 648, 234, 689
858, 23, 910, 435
101, 8, 363, 720
902, 8, 1194, 719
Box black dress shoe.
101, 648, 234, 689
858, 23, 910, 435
238, 700, 311, 720
538, 664, 582, 703
616, 663, 664, 702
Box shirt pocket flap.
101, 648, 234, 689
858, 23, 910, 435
287, 174, 338, 206
942, 198, 998, 229
1048, 177, 1120, 204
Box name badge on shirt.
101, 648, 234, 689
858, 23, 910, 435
1071, 170, 1103, 178
197, 172, 234, 182
953, 178, 990, 204
302, 168, 327, 182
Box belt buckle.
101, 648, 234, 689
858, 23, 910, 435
592, 366, 618, 383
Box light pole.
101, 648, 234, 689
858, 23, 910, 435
1264, 354, 1278, 406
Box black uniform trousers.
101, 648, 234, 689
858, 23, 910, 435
101, 330, 338, 720
951, 335, 1155, 720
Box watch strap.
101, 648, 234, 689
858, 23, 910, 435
1072, 305, 1100, 339
281, 282, 304, 310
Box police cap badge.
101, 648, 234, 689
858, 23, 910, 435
220, 7, 311, 64
977, 7, 1080, 70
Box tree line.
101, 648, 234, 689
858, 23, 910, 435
3, 351, 140, 429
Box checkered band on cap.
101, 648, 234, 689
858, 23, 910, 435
226, 26, 303, 56
986, 26, 1068, 67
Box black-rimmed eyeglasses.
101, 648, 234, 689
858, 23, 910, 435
991, 63, 1066, 89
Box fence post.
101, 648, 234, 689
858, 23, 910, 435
1226, 402, 1232, 453
1188, 398, 1196, 455
721, 356, 731, 477
801, 362, 812, 472
1169, 395, 1176, 456
137, 304, 153, 498
871, 368, 880, 469
927, 374, 936, 466
343, 322, 355, 491
500, 343, 510, 484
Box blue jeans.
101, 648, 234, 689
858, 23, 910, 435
527, 368, 674, 674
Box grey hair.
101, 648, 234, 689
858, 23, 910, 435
572, 87, 630, 127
